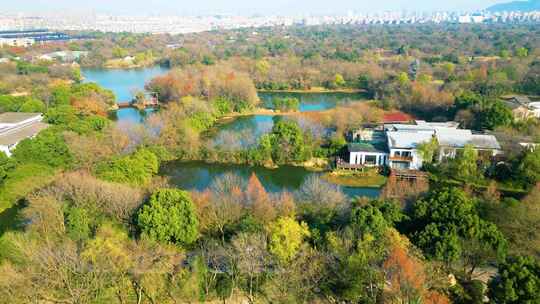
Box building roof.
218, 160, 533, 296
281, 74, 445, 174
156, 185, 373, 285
512, 96, 531, 105
436, 129, 501, 150
415, 120, 460, 129
469, 135, 502, 150
0, 112, 42, 124
383, 112, 413, 123
387, 131, 434, 149
0, 122, 49, 146
503, 100, 525, 110
348, 141, 388, 153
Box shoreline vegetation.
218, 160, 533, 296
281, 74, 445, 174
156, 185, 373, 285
1, 24, 540, 304
257, 87, 366, 94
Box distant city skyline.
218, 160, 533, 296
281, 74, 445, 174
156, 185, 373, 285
1, 0, 512, 15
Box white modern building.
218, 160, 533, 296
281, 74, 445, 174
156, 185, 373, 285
0, 112, 49, 156
0, 37, 34, 47
345, 120, 502, 171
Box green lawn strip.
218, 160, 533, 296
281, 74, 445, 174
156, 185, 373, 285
322, 170, 387, 188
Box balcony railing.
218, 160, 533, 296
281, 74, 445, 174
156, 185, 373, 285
389, 155, 413, 162
391, 169, 428, 179
336, 157, 367, 170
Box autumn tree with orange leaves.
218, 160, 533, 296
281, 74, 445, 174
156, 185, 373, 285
383, 243, 450, 304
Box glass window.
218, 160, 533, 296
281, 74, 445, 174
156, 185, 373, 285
392, 161, 410, 170
365, 155, 377, 165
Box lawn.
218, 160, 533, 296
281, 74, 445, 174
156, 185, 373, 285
322, 170, 387, 188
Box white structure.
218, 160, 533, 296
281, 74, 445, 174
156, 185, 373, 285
0, 113, 48, 156
38, 51, 88, 62
346, 121, 502, 171
504, 96, 540, 120
386, 130, 434, 170
529, 102, 540, 118
0, 37, 34, 47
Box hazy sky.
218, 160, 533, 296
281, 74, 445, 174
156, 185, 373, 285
3, 0, 511, 15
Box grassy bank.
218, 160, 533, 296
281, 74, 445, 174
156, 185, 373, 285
322, 170, 387, 188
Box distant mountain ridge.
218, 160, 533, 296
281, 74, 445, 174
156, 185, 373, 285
488, 0, 540, 12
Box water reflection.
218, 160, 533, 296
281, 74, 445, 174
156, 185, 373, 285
162, 160, 380, 198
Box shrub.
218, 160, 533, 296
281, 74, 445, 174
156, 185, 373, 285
137, 188, 199, 245
94, 148, 158, 186
272, 97, 300, 112
12, 128, 73, 169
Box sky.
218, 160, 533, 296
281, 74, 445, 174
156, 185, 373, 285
2, 0, 511, 15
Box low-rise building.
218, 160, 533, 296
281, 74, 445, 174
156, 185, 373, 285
503, 96, 540, 120
38, 51, 88, 62
0, 112, 49, 156
343, 120, 502, 171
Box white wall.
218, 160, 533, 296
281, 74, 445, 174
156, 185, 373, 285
349, 152, 388, 166
389, 148, 423, 170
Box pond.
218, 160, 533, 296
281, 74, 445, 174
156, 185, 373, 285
210, 115, 275, 149
259, 91, 368, 112
161, 161, 380, 198
81, 67, 383, 198
82, 67, 368, 123
82, 66, 169, 122
210, 114, 331, 150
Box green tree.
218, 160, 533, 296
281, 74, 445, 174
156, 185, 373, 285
488, 256, 540, 304
19, 98, 46, 113
0, 96, 45, 113
271, 97, 300, 112
94, 148, 158, 186
454, 91, 482, 110
0, 152, 15, 184
50, 85, 72, 106
333, 74, 346, 88
266, 119, 308, 165
350, 205, 388, 239
12, 128, 73, 168
518, 148, 540, 187
65, 207, 92, 241
397, 72, 410, 87
478, 100, 513, 130
521, 60, 540, 95
409, 187, 506, 267
137, 188, 199, 245
455, 144, 479, 181
112, 46, 129, 58
516, 47, 529, 58
417, 137, 439, 165
267, 216, 310, 263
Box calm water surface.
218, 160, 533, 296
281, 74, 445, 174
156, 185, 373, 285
81, 68, 381, 198
82, 67, 368, 122
82, 66, 169, 122
259, 91, 368, 112
162, 161, 380, 198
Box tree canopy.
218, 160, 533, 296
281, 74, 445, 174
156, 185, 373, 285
137, 188, 199, 245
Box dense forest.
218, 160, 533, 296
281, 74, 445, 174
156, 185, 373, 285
0, 23, 539, 303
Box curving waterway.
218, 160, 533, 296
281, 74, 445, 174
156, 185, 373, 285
81, 67, 380, 198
